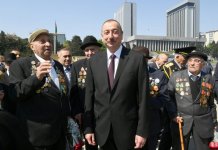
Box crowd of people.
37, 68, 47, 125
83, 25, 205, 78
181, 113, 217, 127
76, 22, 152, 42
0, 19, 217, 150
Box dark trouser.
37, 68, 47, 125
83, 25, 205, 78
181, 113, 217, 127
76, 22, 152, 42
143, 135, 159, 150
85, 139, 98, 150
100, 128, 117, 150
171, 122, 211, 150
158, 110, 172, 150
34, 136, 66, 150
81, 114, 98, 150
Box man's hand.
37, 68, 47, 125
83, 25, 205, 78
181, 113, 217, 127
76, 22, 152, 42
173, 116, 183, 124
36, 61, 51, 80
85, 133, 96, 146
134, 135, 146, 149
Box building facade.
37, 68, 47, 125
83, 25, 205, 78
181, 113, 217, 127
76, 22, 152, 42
125, 35, 205, 52
114, 2, 136, 41
167, 0, 200, 38
204, 30, 218, 46
56, 34, 66, 45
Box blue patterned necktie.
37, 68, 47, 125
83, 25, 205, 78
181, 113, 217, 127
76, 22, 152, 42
65, 66, 71, 84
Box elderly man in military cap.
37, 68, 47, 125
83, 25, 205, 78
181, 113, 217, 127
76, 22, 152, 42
163, 46, 195, 79
70, 35, 101, 150
9, 29, 70, 150
167, 51, 217, 150
159, 46, 195, 150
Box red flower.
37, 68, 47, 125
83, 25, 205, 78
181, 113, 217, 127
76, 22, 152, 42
74, 140, 84, 150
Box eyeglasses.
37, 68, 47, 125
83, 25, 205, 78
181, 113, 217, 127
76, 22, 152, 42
188, 58, 203, 64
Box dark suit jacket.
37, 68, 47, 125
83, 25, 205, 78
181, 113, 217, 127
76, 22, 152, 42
70, 58, 88, 116
0, 110, 34, 150
9, 55, 70, 146
148, 67, 169, 136
0, 74, 17, 114
84, 46, 149, 149
168, 69, 216, 138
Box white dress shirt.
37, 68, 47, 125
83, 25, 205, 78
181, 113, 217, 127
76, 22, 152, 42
106, 45, 122, 78
35, 54, 60, 89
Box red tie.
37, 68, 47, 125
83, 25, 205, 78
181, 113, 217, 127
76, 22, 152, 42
108, 54, 116, 89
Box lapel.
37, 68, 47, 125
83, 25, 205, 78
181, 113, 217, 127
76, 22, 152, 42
53, 61, 68, 95
30, 55, 41, 76
183, 70, 193, 100
112, 47, 129, 91
31, 56, 67, 94
52, 61, 60, 89
99, 51, 110, 89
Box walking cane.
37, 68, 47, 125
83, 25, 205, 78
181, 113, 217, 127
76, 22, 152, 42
178, 121, 184, 150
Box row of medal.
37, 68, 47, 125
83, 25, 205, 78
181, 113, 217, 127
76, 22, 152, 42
175, 79, 190, 96
78, 67, 87, 87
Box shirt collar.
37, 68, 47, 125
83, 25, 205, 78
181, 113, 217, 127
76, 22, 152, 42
106, 45, 122, 60
188, 70, 201, 78
34, 54, 54, 66
64, 66, 71, 71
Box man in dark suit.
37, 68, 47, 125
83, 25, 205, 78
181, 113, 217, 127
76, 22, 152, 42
168, 51, 217, 150
57, 48, 72, 86
9, 29, 70, 150
71, 35, 102, 150
71, 35, 102, 123
83, 19, 149, 150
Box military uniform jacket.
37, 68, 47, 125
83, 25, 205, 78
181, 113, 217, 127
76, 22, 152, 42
163, 60, 185, 79
168, 69, 217, 138
148, 62, 159, 71
70, 58, 88, 115
9, 55, 70, 146
148, 67, 169, 135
